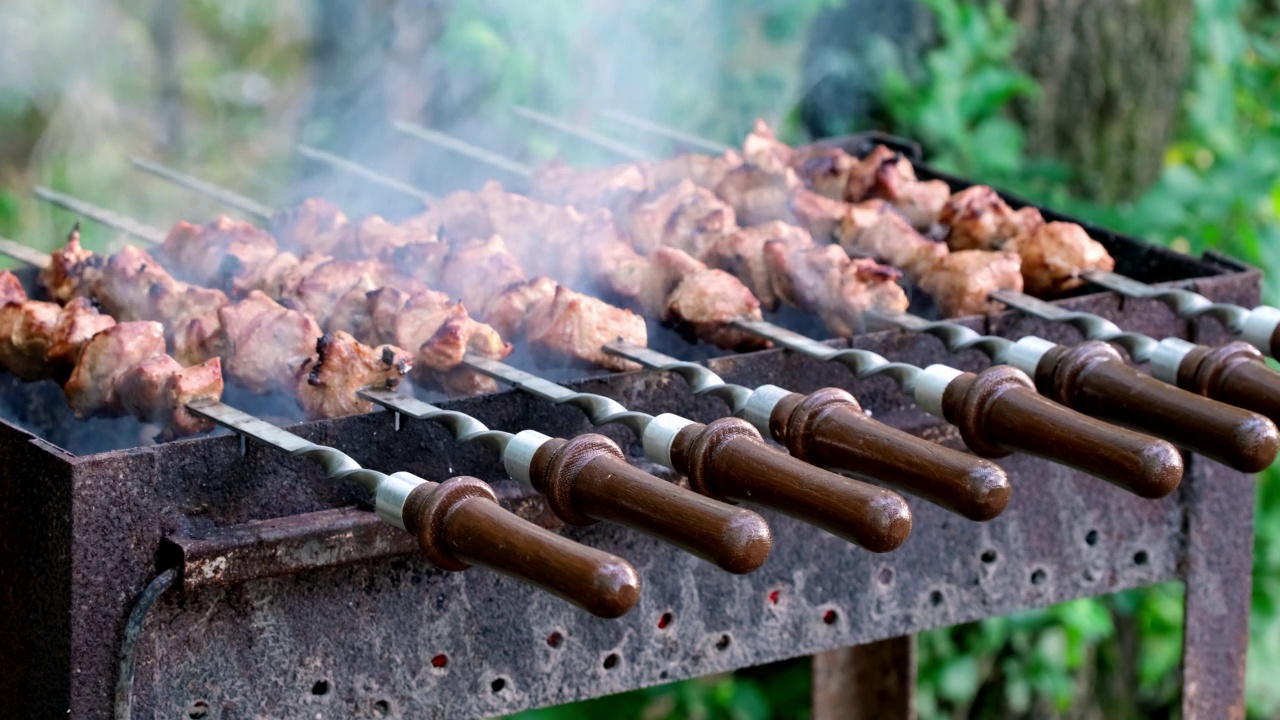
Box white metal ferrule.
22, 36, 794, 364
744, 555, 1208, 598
1149, 337, 1198, 384
1005, 336, 1058, 377
913, 364, 964, 419
741, 384, 793, 436
503, 430, 552, 486
376, 471, 427, 531
642, 413, 695, 470
1243, 306, 1280, 355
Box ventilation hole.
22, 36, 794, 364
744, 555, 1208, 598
311, 680, 330, 696
1083, 568, 1096, 582
877, 567, 894, 585
981, 550, 997, 563
658, 612, 673, 629
1031, 569, 1047, 585
1134, 550, 1149, 566
431, 654, 448, 669
767, 590, 781, 605
373, 700, 391, 717
1085, 529, 1099, 546
930, 590, 944, 607
715, 634, 731, 652
546, 631, 563, 649
603, 653, 620, 670
189, 701, 209, 720
491, 678, 506, 694
822, 609, 839, 625
659, 670, 669, 680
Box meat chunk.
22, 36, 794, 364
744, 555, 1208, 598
118, 355, 223, 438
940, 185, 1044, 252
333, 214, 434, 261
838, 200, 948, 280
376, 289, 509, 394
918, 250, 1024, 317
96, 245, 228, 329
791, 145, 858, 201
41, 228, 104, 303
524, 285, 647, 372
439, 236, 528, 313
295, 332, 413, 420
649, 248, 769, 350
700, 221, 813, 311
629, 180, 736, 256
787, 187, 849, 241
218, 291, 322, 394
270, 198, 351, 255
845, 145, 951, 229
482, 276, 559, 338
161, 216, 279, 294
648, 151, 742, 194
282, 257, 393, 329
1, 269, 28, 305
1009, 221, 1115, 296
741, 119, 795, 175
0, 300, 61, 380
764, 243, 909, 336
713, 166, 798, 227
64, 321, 167, 418
46, 297, 116, 372
532, 162, 650, 212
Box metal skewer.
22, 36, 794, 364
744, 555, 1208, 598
129, 157, 275, 220
602, 340, 1012, 521
296, 145, 438, 204
358, 389, 773, 573
728, 317, 1184, 497
393, 120, 534, 180
511, 106, 656, 162
594, 109, 734, 154
35, 186, 165, 245
459, 352, 914, 553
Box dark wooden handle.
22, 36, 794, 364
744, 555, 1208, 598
770, 388, 1011, 521
943, 366, 1184, 498
1037, 341, 1279, 473
402, 477, 640, 618
529, 435, 773, 574
1176, 341, 1280, 428
669, 417, 912, 553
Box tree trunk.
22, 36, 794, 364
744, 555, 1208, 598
997, 0, 1194, 202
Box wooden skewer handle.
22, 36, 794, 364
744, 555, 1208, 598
942, 365, 1184, 498
668, 417, 913, 553
1037, 341, 1279, 473
769, 388, 1011, 522
529, 434, 773, 574
1176, 341, 1280, 429
402, 476, 641, 618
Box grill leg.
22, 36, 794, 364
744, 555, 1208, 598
1181, 458, 1253, 720
811, 634, 916, 720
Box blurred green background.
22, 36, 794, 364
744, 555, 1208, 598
2, 0, 1279, 717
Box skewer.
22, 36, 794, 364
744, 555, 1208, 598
990, 290, 1280, 433
0, 235, 51, 269
358, 388, 773, 573
459, 352, 914, 553
393, 120, 534, 180
129, 157, 274, 220
727, 317, 1184, 498
188, 401, 640, 618
593, 109, 733, 154
601, 340, 1012, 521
295, 145, 437, 204
866, 301, 1280, 473
35, 187, 165, 245
0, 235, 639, 616
510, 106, 656, 162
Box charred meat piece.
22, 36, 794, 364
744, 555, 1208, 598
41, 228, 103, 303
524, 285, 647, 372
218, 290, 322, 395
791, 145, 857, 202
388, 238, 449, 287
64, 321, 167, 418
741, 119, 796, 175
295, 331, 413, 420
918, 250, 1024, 317
282, 257, 395, 330
97, 245, 228, 328
46, 297, 117, 373
939, 185, 1045, 252
0, 270, 27, 305
787, 187, 849, 241
439, 235, 528, 313
630, 180, 736, 256
483, 276, 559, 338
161, 216, 280, 295
373, 288, 510, 392
713, 166, 798, 227
764, 243, 909, 336
700, 221, 813, 311
118, 355, 223, 438
838, 199, 948, 280
1008, 221, 1115, 296
651, 248, 769, 350
0, 299, 61, 380
270, 197, 351, 255
845, 145, 951, 229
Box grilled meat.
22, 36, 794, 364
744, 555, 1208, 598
1009, 221, 1115, 296
701, 221, 814, 311
524, 285, 647, 371
483, 276, 559, 338
918, 250, 1024, 317
217, 290, 323, 396
0, 296, 61, 380
296, 331, 412, 420
651, 248, 768, 350
46, 297, 117, 373
764, 243, 910, 336
940, 185, 1045, 252
630, 180, 736, 256
42, 228, 103, 303
270, 197, 351, 255
843, 145, 950, 229
118, 354, 224, 438
162, 216, 280, 295
837, 199, 949, 280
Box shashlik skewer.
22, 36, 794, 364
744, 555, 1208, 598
188, 400, 641, 618
1, 231, 770, 577
867, 305, 1279, 473
726, 317, 1184, 498
599, 340, 1012, 521
987, 291, 1280, 440
358, 388, 773, 573
459, 352, 915, 553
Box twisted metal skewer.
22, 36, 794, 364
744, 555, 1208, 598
35, 187, 166, 245
1084, 270, 1251, 334
599, 343, 753, 414
359, 389, 512, 453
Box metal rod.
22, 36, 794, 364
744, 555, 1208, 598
594, 109, 734, 154
511, 105, 656, 162
394, 120, 534, 179
867, 311, 1016, 365
729, 318, 929, 393
296, 145, 437, 203
0, 235, 51, 269
602, 341, 754, 414
358, 388, 512, 454
990, 290, 1160, 362
462, 352, 654, 436
130, 156, 275, 220
112, 566, 180, 720
34, 187, 166, 245
1083, 270, 1250, 334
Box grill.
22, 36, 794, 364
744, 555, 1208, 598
0, 125, 1264, 719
